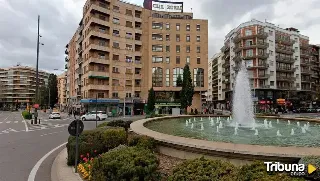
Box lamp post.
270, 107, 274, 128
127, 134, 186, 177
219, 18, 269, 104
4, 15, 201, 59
34, 15, 44, 125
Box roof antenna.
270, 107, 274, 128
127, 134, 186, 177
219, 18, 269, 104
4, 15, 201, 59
17, 62, 21, 66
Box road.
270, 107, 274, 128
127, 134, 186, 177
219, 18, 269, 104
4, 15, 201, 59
0, 111, 144, 181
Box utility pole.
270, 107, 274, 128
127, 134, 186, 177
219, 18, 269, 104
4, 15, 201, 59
48, 87, 51, 110
34, 15, 40, 124
123, 96, 126, 118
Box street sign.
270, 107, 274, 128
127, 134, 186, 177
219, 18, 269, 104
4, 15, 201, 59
68, 120, 84, 136
33, 104, 39, 109
252, 97, 258, 102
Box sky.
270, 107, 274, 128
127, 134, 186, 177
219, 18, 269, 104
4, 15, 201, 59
0, 0, 320, 74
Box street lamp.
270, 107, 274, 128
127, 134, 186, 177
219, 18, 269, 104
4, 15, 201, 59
33, 15, 44, 125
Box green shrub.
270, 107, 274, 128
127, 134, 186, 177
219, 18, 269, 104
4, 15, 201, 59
237, 161, 276, 180
66, 128, 126, 166
168, 157, 238, 181
299, 156, 320, 180
106, 119, 132, 131
91, 146, 159, 181
22, 111, 32, 119
128, 135, 157, 150
97, 122, 109, 128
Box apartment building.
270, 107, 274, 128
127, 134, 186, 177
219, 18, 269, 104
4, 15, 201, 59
219, 19, 320, 109
57, 72, 67, 110
0, 66, 49, 108
65, 0, 208, 114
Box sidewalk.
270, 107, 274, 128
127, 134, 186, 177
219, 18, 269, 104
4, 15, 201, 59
51, 148, 82, 181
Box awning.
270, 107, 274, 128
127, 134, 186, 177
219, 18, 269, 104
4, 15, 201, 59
88, 75, 109, 80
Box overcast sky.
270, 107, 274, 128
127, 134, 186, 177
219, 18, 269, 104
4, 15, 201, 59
0, 0, 320, 74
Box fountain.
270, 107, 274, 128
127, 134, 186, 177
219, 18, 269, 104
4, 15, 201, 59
254, 129, 259, 136
216, 126, 219, 133
234, 127, 238, 135
301, 127, 306, 134
297, 122, 300, 127
200, 117, 203, 121
291, 129, 295, 135
191, 123, 194, 129
232, 62, 255, 128
193, 118, 196, 122
277, 130, 282, 136
264, 119, 268, 128
216, 118, 219, 124
185, 120, 188, 126
277, 119, 279, 124
287, 120, 291, 125
269, 121, 272, 128
219, 121, 223, 128
210, 119, 214, 126
200, 123, 204, 130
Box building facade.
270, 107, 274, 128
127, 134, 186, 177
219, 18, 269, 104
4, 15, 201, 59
65, 0, 208, 114
57, 72, 67, 111
0, 66, 49, 109
218, 19, 320, 110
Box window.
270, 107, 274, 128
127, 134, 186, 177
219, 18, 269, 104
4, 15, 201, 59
176, 34, 180, 42
152, 22, 163, 29
269, 30, 273, 36
270, 60, 274, 66
166, 69, 170, 87
152, 33, 163, 41
113, 6, 120, 12
98, 65, 105, 71
126, 9, 132, 16
270, 71, 274, 76
126, 21, 133, 28
176, 56, 180, 64
112, 67, 119, 73
196, 46, 200, 53
152, 45, 163, 52
113, 54, 119, 60
296, 83, 300, 88
113, 42, 120, 48
166, 34, 170, 41
196, 24, 200, 31
269, 50, 273, 55
97, 93, 104, 98
126, 93, 132, 98
112, 92, 119, 98
270, 81, 274, 86
152, 67, 163, 87
295, 47, 298, 51
166, 57, 170, 63
125, 32, 132, 39
99, 27, 106, 33
245, 29, 252, 36
295, 56, 298, 60
173, 68, 183, 86
269, 40, 273, 46
193, 68, 204, 87
98, 53, 105, 59
166, 45, 170, 52
112, 18, 120, 24
196, 35, 200, 42
186, 45, 190, 53
99, 40, 106, 46
176, 23, 180, 31
176, 45, 180, 53
186, 56, 190, 64
166, 23, 170, 30
186, 35, 190, 42
152, 56, 163, 63
197, 57, 200, 64
186, 24, 190, 31
246, 49, 253, 56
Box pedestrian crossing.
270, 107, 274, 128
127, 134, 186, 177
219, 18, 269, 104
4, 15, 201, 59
28, 123, 69, 131
0, 121, 25, 124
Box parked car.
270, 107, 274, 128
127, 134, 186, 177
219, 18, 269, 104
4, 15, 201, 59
49, 112, 61, 119
81, 111, 108, 121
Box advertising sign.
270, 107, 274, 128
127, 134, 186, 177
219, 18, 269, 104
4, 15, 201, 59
149, 0, 183, 13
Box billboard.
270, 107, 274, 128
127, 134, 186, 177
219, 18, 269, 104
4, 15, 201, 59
144, 0, 183, 13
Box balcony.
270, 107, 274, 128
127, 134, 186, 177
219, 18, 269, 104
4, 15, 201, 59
276, 67, 295, 72
88, 71, 110, 79
275, 36, 295, 45
88, 30, 110, 39
252, 74, 270, 79
65, 57, 69, 62
88, 43, 110, 52
222, 62, 230, 68
275, 45, 294, 55
258, 85, 270, 89
233, 31, 268, 43
234, 42, 269, 52
112, 85, 124, 91
301, 87, 311, 91
277, 85, 296, 90
65, 49, 68, 55
220, 45, 230, 52
300, 61, 310, 66
88, 57, 110, 65
87, 84, 110, 90
90, 3, 110, 13
242, 53, 269, 60
276, 76, 295, 82
276, 56, 295, 63
76, 57, 83, 64
311, 50, 319, 56
300, 43, 309, 50
89, 17, 110, 27
300, 52, 310, 58
222, 70, 230, 76
134, 74, 142, 79
301, 77, 311, 83
134, 86, 141, 91
301, 69, 312, 75
247, 63, 269, 69
77, 35, 84, 44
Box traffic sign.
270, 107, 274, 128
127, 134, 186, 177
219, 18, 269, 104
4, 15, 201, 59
68, 120, 84, 136
33, 104, 39, 109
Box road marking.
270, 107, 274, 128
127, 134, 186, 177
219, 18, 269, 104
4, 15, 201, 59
27, 142, 67, 181
0, 122, 2, 124
14, 121, 18, 123
40, 131, 63, 137
21, 114, 29, 132
4, 116, 9, 121
6, 121, 10, 123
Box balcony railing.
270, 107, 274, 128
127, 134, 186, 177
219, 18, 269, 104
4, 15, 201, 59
275, 36, 295, 45
276, 56, 295, 63
234, 42, 269, 52
301, 69, 312, 74
233, 31, 268, 43
277, 85, 296, 90
242, 53, 269, 60
300, 43, 309, 50
276, 76, 295, 81
275, 45, 295, 54
276, 67, 295, 72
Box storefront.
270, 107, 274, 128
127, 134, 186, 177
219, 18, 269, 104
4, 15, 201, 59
155, 102, 181, 115
80, 98, 120, 116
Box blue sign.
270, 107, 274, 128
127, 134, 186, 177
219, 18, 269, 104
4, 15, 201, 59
80, 99, 120, 103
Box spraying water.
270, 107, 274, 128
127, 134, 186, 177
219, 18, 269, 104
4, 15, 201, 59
232, 62, 255, 127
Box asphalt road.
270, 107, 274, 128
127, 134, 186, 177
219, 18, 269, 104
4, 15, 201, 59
0, 111, 144, 181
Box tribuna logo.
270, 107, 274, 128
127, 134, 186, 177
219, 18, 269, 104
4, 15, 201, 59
264, 162, 306, 176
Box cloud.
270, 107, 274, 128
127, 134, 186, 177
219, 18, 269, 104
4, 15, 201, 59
0, 0, 319, 72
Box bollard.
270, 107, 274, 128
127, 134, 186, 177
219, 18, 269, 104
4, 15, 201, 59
39, 119, 40, 124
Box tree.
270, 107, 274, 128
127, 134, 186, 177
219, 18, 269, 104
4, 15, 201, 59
39, 86, 49, 108
48, 74, 58, 108
176, 75, 183, 87
146, 87, 155, 114
180, 64, 194, 113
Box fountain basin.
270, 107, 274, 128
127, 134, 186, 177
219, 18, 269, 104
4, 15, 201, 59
130, 115, 320, 165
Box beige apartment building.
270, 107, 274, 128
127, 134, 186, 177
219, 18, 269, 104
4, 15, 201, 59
65, 0, 208, 114
216, 19, 320, 110
57, 72, 67, 110
0, 66, 49, 109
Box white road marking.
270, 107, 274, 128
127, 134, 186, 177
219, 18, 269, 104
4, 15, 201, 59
27, 142, 67, 181
4, 116, 9, 121
21, 114, 29, 132
14, 121, 18, 123
6, 121, 10, 123
40, 131, 63, 137
0, 122, 2, 124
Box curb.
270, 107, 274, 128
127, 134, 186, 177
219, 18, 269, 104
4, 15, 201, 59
51, 148, 82, 181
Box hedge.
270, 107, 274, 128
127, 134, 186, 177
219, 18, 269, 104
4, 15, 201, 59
22, 111, 32, 119
66, 128, 126, 166
128, 135, 157, 151
91, 146, 160, 181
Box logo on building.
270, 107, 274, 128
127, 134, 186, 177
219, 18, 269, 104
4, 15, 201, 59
264, 162, 317, 176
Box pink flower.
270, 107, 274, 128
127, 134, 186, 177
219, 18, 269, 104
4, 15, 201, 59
94, 150, 97, 153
